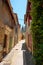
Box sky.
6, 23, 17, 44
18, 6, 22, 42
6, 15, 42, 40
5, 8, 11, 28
10, 0, 27, 27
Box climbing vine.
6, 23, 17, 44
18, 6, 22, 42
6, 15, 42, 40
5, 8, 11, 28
30, 0, 43, 65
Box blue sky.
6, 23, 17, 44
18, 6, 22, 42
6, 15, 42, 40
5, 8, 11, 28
10, 0, 27, 27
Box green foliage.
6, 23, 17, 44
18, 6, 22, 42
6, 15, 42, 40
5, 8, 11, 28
30, 0, 43, 65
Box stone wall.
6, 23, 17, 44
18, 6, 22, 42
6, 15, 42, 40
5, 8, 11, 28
0, 20, 5, 61
0, 0, 13, 27
0, 0, 15, 61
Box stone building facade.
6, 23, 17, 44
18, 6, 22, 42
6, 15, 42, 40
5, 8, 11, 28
13, 13, 19, 44
13, 13, 22, 43
17, 24, 23, 42
0, 0, 18, 61
24, 0, 32, 52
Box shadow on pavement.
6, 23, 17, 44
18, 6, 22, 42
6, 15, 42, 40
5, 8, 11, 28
22, 43, 35, 65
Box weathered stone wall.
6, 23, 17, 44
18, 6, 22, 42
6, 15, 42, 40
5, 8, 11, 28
25, 21, 32, 52
18, 26, 22, 42
0, 0, 13, 27
0, 20, 5, 61
0, 21, 5, 44
0, 0, 15, 61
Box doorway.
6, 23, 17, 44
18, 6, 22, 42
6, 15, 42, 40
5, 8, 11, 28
3, 34, 7, 58
3, 34, 7, 48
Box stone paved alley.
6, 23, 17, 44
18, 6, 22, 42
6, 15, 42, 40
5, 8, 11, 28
0, 40, 35, 65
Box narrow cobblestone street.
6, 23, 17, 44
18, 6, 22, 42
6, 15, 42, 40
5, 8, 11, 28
0, 40, 35, 65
